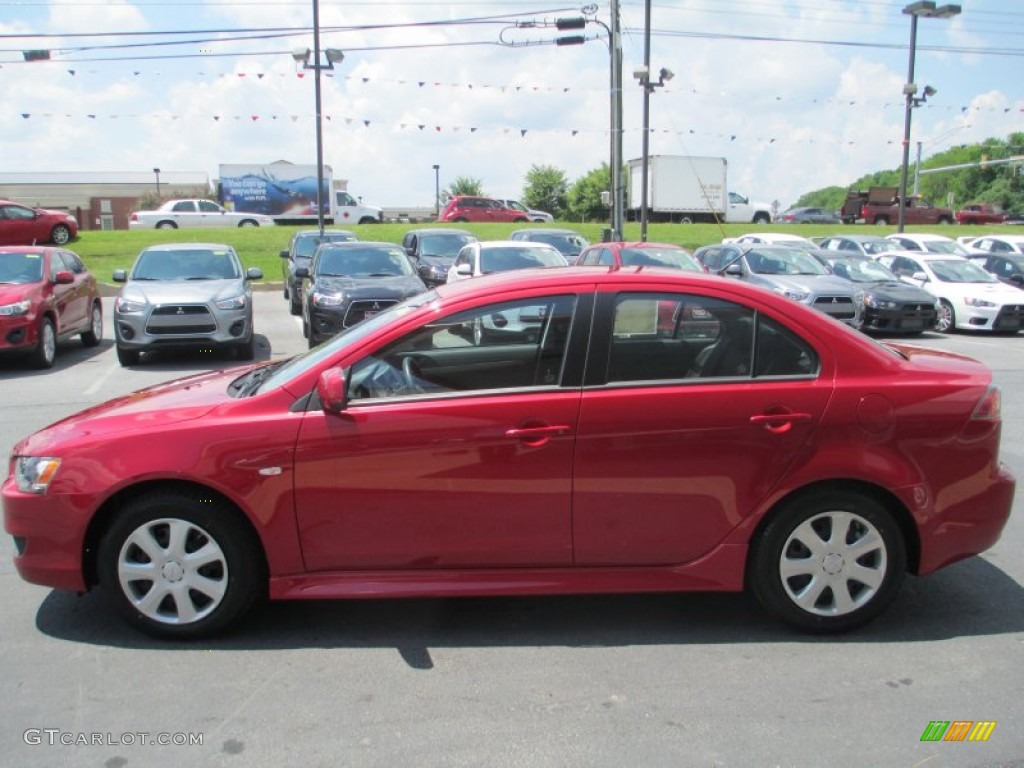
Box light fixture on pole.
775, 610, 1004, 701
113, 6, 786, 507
635, 64, 673, 242
153, 168, 161, 198
292, 0, 345, 236
897, 1, 960, 233
432, 165, 441, 218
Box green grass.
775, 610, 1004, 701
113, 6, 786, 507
67, 221, 1020, 285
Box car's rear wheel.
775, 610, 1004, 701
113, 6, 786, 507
116, 346, 140, 366
752, 213, 771, 224
50, 224, 72, 245
31, 318, 57, 369
81, 301, 103, 347
238, 220, 259, 227
873, 216, 889, 225
156, 221, 177, 230
452, 217, 468, 223
936, 300, 955, 333
98, 490, 265, 639
749, 490, 905, 633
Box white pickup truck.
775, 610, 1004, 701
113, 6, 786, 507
128, 199, 276, 229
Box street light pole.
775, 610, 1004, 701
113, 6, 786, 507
293, 0, 344, 236
153, 168, 161, 198
432, 164, 440, 218
897, 1, 961, 233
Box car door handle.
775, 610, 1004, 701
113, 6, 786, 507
505, 425, 571, 447
749, 412, 813, 434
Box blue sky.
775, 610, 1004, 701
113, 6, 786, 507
1, 0, 1021, 210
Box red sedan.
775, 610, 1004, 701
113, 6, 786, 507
0, 200, 79, 246
574, 241, 703, 271
3, 267, 1015, 638
0, 246, 103, 368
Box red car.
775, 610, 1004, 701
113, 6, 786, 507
0, 246, 103, 368
438, 196, 530, 224
3, 267, 1015, 638
574, 241, 703, 271
0, 200, 79, 246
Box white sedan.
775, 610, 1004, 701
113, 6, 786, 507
880, 252, 1024, 333
886, 232, 982, 257
961, 234, 1024, 256
447, 240, 568, 282
128, 199, 276, 229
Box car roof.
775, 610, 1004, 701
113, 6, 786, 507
514, 228, 581, 236
407, 227, 473, 235
314, 241, 400, 249
888, 233, 953, 242
0, 245, 53, 254
293, 229, 355, 237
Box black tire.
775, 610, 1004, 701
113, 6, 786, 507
31, 317, 57, 369
752, 212, 771, 224
98, 489, 265, 639
936, 300, 955, 333
51, 224, 72, 245
235, 335, 256, 361
156, 221, 177, 230
238, 220, 259, 227
116, 345, 141, 366
358, 216, 379, 224
81, 301, 103, 347
749, 489, 906, 633
873, 216, 889, 226
289, 292, 302, 316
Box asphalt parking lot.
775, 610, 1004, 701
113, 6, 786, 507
1, 291, 1023, 768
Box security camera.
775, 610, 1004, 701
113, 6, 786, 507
291, 47, 311, 63
633, 66, 650, 81
902, 82, 918, 96
325, 48, 345, 64
659, 67, 675, 82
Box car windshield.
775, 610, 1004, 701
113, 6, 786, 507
929, 259, 998, 284
421, 233, 475, 257
619, 247, 703, 271
479, 246, 566, 273
747, 248, 827, 276
316, 246, 415, 277
921, 240, 970, 256
0, 252, 44, 283
859, 240, 894, 255
294, 232, 356, 258
829, 258, 898, 283
254, 290, 438, 394
522, 234, 588, 257
132, 248, 239, 280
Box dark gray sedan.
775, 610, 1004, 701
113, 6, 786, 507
299, 242, 427, 348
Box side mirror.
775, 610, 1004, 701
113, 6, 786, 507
1010, 273, 1023, 286
280, 249, 290, 259
723, 263, 744, 277
246, 267, 263, 281
911, 271, 929, 282
112, 269, 127, 283
316, 368, 348, 414
53, 270, 74, 285
456, 263, 472, 276
295, 266, 310, 279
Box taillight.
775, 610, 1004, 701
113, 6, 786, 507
860, 204, 869, 218
130, 213, 138, 221
972, 386, 1001, 420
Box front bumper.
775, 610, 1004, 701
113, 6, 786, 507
862, 304, 938, 333
115, 303, 253, 351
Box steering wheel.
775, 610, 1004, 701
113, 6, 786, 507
401, 356, 426, 394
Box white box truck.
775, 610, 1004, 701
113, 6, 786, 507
627, 155, 772, 224
217, 161, 382, 225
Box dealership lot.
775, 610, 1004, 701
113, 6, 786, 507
1, 291, 1023, 767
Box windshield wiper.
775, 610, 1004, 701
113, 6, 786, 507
231, 362, 284, 397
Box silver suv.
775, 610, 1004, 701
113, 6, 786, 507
112, 243, 262, 365
695, 243, 861, 327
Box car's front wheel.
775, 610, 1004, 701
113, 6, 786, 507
936, 300, 955, 333
749, 490, 906, 633
98, 490, 265, 639
116, 346, 140, 366
50, 224, 72, 245
156, 221, 177, 230
238, 220, 259, 227
31, 318, 56, 369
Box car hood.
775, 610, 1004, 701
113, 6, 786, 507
11, 366, 244, 455
121, 279, 247, 304
859, 281, 936, 302
934, 281, 1024, 302
753, 273, 853, 294
0, 283, 35, 303
315, 274, 425, 297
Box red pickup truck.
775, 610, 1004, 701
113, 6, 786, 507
956, 203, 1008, 225
841, 186, 954, 225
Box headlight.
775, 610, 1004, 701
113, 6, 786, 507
115, 297, 146, 314
14, 456, 61, 494
426, 265, 448, 279
0, 300, 31, 317
864, 294, 897, 309
312, 291, 346, 307
215, 295, 247, 310
964, 297, 996, 308
775, 288, 810, 302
